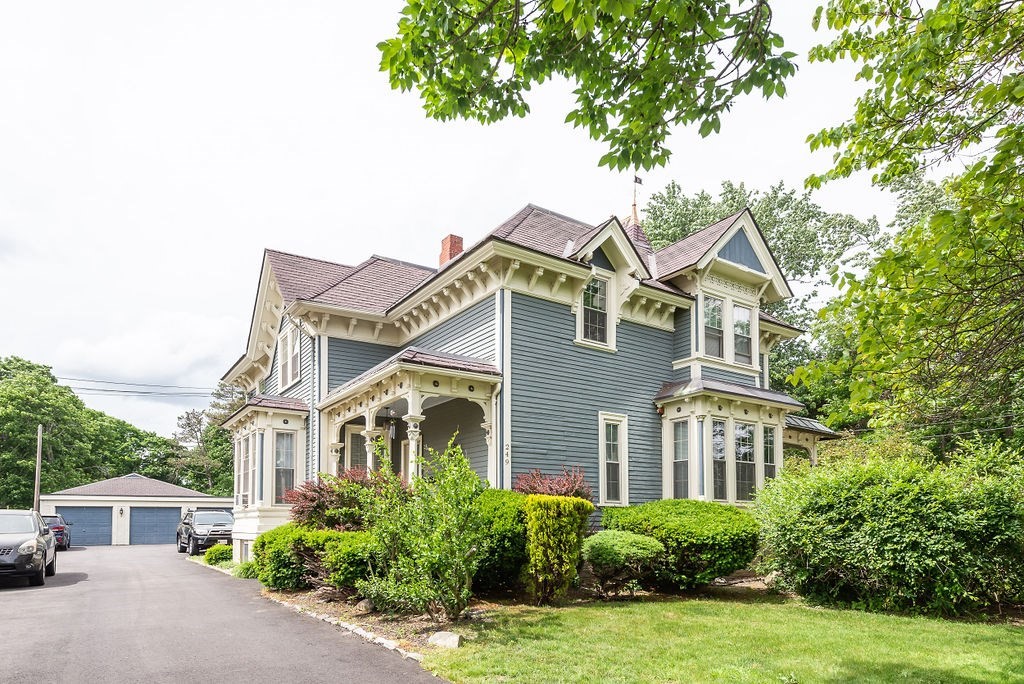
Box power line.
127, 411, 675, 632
57, 376, 217, 391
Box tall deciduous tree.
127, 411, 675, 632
801, 0, 1024, 442
379, 0, 797, 170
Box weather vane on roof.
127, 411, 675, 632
632, 175, 643, 225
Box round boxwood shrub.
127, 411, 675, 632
582, 529, 665, 597
474, 489, 528, 592
602, 499, 758, 590
321, 532, 373, 593
755, 454, 1024, 615
252, 523, 308, 590
203, 544, 234, 565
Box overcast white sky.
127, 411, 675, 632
0, 2, 895, 437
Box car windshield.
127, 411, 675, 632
0, 515, 36, 534
42, 517, 62, 526
193, 512, 232, 525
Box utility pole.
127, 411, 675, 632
33, 424, 42, 511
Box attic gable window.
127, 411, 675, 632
279, 325, 301, 390
582, 278, 608, 344
704, 296, 724, 358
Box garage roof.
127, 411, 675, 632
48, 473, 217, 498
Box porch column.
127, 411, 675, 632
403, 414, 425, 478
362, 429, 383, 470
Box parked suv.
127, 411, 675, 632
0, 510, 57, 586
41, 514, 72, 550
176, 509, 233, 556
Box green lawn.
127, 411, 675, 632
425, 592, 1024, 683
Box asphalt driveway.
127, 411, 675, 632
0, 545, 439, 683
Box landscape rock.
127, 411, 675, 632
355, 598, 375, 613
428, 631, 462, 649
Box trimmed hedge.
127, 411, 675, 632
322, 532, 373, 592
582, 529, 665, 597
203, 544, 234, 565
603, 499, 758, 590
755, 454, 1024, 615
475, 489, 529, 592
251, 523, 353, 590
525, 494, 595, 604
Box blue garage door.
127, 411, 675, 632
56, 506, 112, 546
129, 507, 182, 545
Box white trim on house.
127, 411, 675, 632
598, 411, 629, 506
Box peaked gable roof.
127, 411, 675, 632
265, 249, 355, 305
489, 204, 600, 258
653, 209, 745, 279
49, 473, 216, 498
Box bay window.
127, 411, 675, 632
274, 432, 295, 504
735, 422, 755, 501
734, 306, 752, 365
764, 426, 777, 480
712, 419, 727, 500
705, 297, 724, 358
673, 421, 689, 499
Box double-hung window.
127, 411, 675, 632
582, 279, 608, 344
712, 419, 727, 500
239, 435, 251, 506
274, 432, 295, 504
279, 326, 301, 389
704, 297, 724, 358
735, 422, 755, 501
599, 413, 628, 505
734, 306, 752, 365
764, 426, 777, 480
673, 421, 689, 499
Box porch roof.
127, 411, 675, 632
785, 414, 839, 438
655, 378, 804, 409
221, 393, 309, 427
323, 347, 500, 405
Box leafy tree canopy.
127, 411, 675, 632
800, 0, 1024, 446
379, 0, 797, 170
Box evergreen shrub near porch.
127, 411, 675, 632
754, 447, 1024, 615
602, 499, 758, 590
524, 494, 595, 604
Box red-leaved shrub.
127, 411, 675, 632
283, 473, 366, 531
513, 466, 593, 501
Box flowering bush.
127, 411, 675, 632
513, 466, 593, 501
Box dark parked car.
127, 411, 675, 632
176, 509, 233, 556
41, 514, 72, 550
0, 510, 57, 586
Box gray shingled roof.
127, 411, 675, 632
655, 378, 804, 408
265, 249, 355, 304
328, 346, 500, 399
653, 209, 745, 278
222, 394, 309, 426
49, 473, 216, 498
489, 204, 598, 257
785, 414, 839, 437
308, 256, 435, 314
759, 310, 805, 333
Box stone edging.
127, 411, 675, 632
261, 593, 425, 663
187, 557, 425, 663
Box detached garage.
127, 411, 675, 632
40, 473, 233, 546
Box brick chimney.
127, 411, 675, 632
439, 234, 464, 267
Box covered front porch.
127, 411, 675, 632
317, 347, 502, 484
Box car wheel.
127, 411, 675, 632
176, 535, 186, 553
187, 536, 199, 556
29, 560, 45, 586
45, 550, 56, 577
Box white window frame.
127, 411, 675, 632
598, 412, 629, 506
733, 305, 753, 366
278, 325, 301, 392
576, 272, 617, 352
247, 432, 258, 506
273, 431, 296, 505
711, 418, 727, 501
734, 421, 756, 502
763, 425, 777, 480
672, 420, 689, 499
